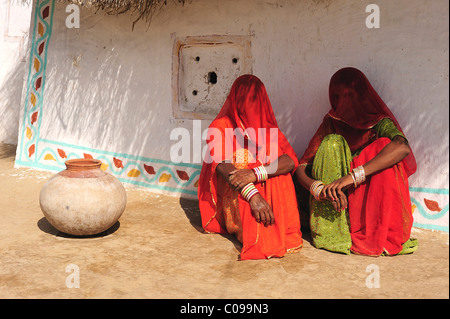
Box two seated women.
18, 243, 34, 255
198, 68, 418, 260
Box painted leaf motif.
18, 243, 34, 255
30, 93, 36, 107
100, 163, 108, 171
194, 179, 199, 187
127, 169, 141, 178
143, 164, 156, 175
57, 149, 67, 158
424, 198, 442, 212
38, 22, 44, 37
31, 112, 38, 125
113, 157, 124, 169
42, 6, 50, 19
159, 173, 171, 183
28, 144, 35, 158
38, 42, 45, 56
411, 204, 417, 214
44, 153, 56, 161
176, 170, 190, 181
35, 77, 42, 90
83, 153, 93, 159
26, 127, 32, 140
34, 58, 40, 72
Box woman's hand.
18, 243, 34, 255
228, 169, 257, 191
248, 193, 274, 226
320, 174, 354, 211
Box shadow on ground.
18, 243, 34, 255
179, 196, 243, 253
37, 217, 121, 238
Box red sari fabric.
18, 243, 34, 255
198, 74, 303, 260
348, 138, 414, 255
299, 67, 417, 256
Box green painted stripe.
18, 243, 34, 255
409, 187, 449, 195
413, 222, 449, 232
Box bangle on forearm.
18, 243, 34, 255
310, 180, 324, 201
350, 172, 357, 187
351, 165, 366, 187
252, 165, 268, 182
241, 183, 259, 201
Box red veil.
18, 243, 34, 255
300, 67, 417, 176
198, 74, 302, 260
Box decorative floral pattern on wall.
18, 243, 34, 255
17, 0, 54, 164
410, 188, 449, 232
34, 141, 200, 196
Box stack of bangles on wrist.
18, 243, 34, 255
310, 180, 324, 201
241, 183, 259, 201
252, 165, 268, 182
350, 165, 366, 187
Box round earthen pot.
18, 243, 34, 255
39, 158, 127, 236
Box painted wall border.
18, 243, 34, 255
17, 0, 55, 165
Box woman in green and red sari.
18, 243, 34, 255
295, 67, 418, 256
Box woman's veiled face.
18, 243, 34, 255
235, 78, 260, 121
332, 84, 357, 109
331, 82, 363, 123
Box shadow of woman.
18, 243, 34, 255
37, 217, 120, 239
178, 197, 242, 252
178, 197, 203, 233
293, 176, 314, 246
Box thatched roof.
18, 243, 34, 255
57, 0, 185, 29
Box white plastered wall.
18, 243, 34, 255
0, 0, 32, 144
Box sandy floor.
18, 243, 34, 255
0, 142, 448, 299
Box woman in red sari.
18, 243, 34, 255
295, 67, 418, 256
198, 74, 303, 260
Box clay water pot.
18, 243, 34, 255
39, 158, 127, 236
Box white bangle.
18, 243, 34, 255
310, 180, 324, 201
352, 166, 366, 187
350, 172, 357, 187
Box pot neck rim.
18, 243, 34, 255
65, 159, 102, 171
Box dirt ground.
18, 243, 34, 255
0, 142, 448, 299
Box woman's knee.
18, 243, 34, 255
320, 134, 347, 149
312, 134, 351, 179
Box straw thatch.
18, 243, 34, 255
57, 0, 186, 29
